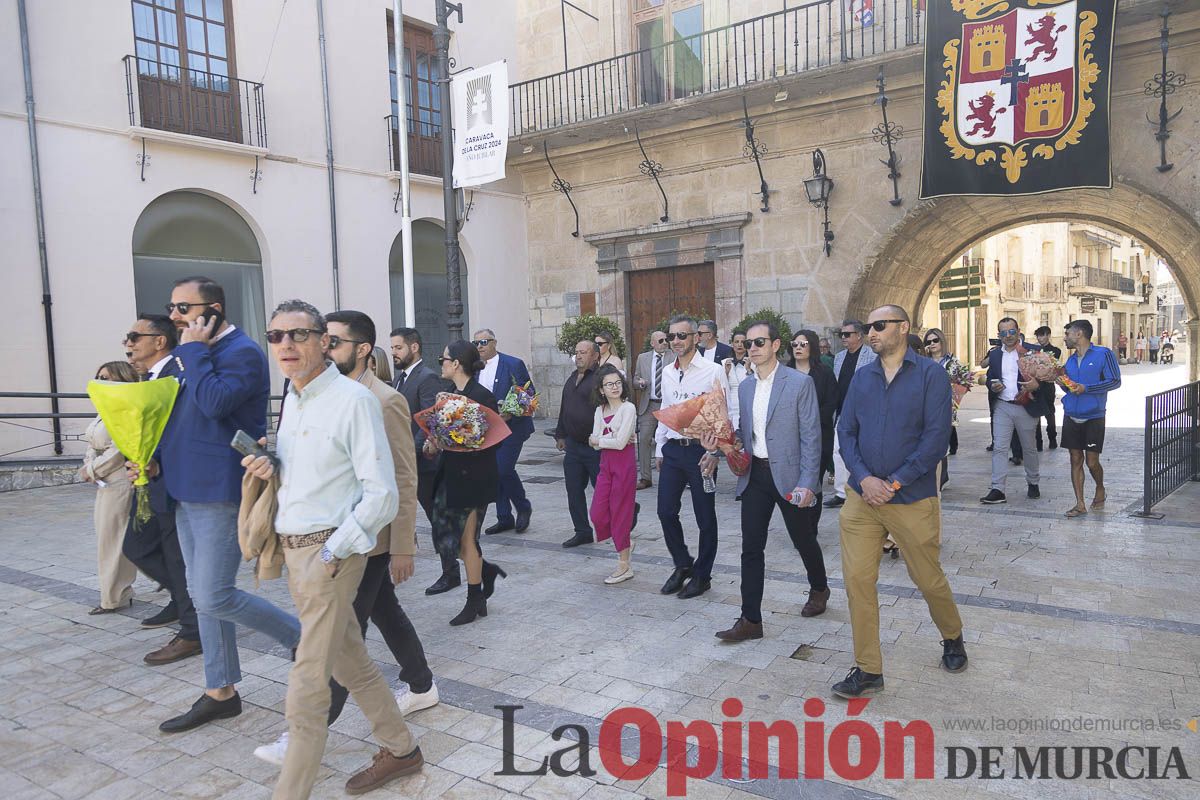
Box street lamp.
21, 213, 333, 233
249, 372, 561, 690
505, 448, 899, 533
803, 149, 835, 257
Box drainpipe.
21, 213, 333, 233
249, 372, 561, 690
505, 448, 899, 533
316, 0, 341, 309
18, 0, 62, 454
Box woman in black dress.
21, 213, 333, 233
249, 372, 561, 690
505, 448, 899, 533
423, 339, 507, 625
791, 329, 838, 485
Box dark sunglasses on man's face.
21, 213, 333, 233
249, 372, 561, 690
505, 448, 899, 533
123, 331, 157, 343
265, 328, 323, 344
838, 330, 857, 338
665, 332, 693, 342
744, 337, 773, 349
998, 328, 1019, 337
472, 338, 493, 347
165, 301, 214, 315
867, 319, 905, 333
327, 335, 366, 349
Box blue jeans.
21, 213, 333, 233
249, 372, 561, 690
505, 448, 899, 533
494, 429, 532, 524
176, 501, 301, 689
563, 438, 600, 535
657, 440, 719, 580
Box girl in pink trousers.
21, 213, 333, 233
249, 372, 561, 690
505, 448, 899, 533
589, 365, 638, 584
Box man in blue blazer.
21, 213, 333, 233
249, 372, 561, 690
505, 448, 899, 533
706, 320, 830, 642
473, 329, 536, 534
155, 277, 301, 733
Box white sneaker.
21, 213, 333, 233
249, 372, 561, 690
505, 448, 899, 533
395, 681, 440, 716
253, 731, 288, 766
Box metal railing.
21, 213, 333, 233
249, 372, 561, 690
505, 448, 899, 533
1070, 265, 1137, 296
1005, 271, 1035, 301
1137, 381, 1200, 518
124, 55, 268, 148
1040, 275, 1068, 303
385, 114, 444, 177
509, 0, 923, 136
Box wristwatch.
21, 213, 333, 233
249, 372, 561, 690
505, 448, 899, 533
320, 545, 340, 566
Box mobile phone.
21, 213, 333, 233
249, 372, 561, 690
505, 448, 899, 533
202, 306, 226, 331
231, 429, 277, 466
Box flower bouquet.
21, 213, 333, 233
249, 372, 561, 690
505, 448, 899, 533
414, 392, 511, 452
945, 360, 974, 408
653, 381, 749, 475
499, 380, 539, 417
1015, 349, 1059, 405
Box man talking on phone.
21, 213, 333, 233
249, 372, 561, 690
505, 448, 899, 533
154, 277, 302, 733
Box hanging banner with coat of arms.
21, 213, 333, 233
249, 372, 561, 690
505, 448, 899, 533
920, 0, 1117, 198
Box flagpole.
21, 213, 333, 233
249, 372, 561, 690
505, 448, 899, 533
393, 0, 415, 329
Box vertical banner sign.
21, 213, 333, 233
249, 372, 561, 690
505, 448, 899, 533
451, 60, 509, 188
920, 1, 1117, 198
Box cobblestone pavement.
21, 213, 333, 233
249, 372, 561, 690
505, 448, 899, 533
1, 362, 1198, 799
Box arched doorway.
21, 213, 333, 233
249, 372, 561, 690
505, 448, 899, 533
132, 191, 266, 344
388, 220, 469, 361
847, 182, 1200, 380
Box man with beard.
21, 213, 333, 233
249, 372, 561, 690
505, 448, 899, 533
121, 313, 201, 666
473, 330, 536, 536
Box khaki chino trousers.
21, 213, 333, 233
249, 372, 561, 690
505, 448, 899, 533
839, 489, 963, 675
275, 544, 415, 800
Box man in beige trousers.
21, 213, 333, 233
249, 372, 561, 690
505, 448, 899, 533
243, 299, 422, 798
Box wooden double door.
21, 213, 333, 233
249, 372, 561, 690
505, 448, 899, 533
626, 263, 715, 351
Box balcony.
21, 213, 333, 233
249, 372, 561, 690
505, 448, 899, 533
1006, 271, 1036, 301
1040, 276, 1068, 304
508, 0, 924, 137
1069, 265, 1137, 297
386, 114, 444, 178
124, 55, 267, 148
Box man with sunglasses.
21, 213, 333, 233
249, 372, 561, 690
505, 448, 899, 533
826, 320, 877, 508
633, 329, 670, 489
473, 330, 536, 535
1032, 326, 1062, 450
153, 277, 302, 733
654, 316, 730, 599
834, 306, 966, 698
980, 318, 1053, 505
696, 319, 735, 363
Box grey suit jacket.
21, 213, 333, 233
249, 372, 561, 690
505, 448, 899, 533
734, 365, 822, 500
397, 359, 448, 474
832, 344, 878, 382
633, 349, 667, 416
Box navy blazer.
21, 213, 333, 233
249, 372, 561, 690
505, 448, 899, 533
699, 342, 735, 362
985, 344, 1053, 419
398, 359, 449, 474
158, 327, 270, 504
486, 352, 535, 437
147, 355, 182, 514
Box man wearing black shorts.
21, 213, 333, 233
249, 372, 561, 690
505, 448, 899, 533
1059, 320, 1122, 518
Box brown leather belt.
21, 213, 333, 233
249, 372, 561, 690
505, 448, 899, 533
278, 528, 335, 549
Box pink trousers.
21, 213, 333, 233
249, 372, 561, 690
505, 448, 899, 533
590, 444, 636, 552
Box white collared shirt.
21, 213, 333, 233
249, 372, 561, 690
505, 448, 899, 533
147, 354, 173, 379
724, 358, 749, 421
654, 352, 730, 457
479, 354, 500, 395
1000, 347, 1020, 401
750, 361, 778, 458
274, 364, 398, 559
403, 358, 423, 383
699, 346, 717, 362
213, 323, 237, 343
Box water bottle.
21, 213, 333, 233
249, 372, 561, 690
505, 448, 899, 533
702, 465, 717, 494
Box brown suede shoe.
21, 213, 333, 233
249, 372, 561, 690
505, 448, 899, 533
143, 636, 202, 666
801, 588, 830, 618
346, 746, 424, 795
636, 479, 652, 490
715, 617, 764, 642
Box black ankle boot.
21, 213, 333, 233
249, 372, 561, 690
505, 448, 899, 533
481, 561, 507, 599
450, 583, 487, 626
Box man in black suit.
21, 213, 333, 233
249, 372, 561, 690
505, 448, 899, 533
390, 327, 458, 595
696, 319, 735, 363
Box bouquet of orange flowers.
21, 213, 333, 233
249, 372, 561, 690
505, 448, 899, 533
414, 392, 511, 452
654, 381, 749, 474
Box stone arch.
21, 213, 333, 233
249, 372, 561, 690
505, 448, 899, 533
847, 181, 1200, 379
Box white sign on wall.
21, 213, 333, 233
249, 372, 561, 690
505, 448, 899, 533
450, 60, 509, 188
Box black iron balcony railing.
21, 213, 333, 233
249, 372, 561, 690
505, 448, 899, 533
1071, 265, 1137, 295
386, 114, 444, 178
509, 0, 923, 136
124, 55, 267, 148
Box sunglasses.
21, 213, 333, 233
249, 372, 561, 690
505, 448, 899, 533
665, 332, 694, 342
165, 301, 214, 314
123, 331, 158, 343
594, 339, 609, 346
472, 339, 493, 347
838, 330, 858, 338
746, 336, 773, 349
327, 335, 366, 349
793, 340, 809, 348
924, 337, 940, 345
867, 319, 905, 332
437, 356, 454, 365
998, 328, 1019, 337
265, 328, 323, 344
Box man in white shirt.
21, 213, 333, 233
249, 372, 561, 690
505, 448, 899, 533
243, 300, 422, 799
654, 315, 730, 600
980, 317, 1045, 505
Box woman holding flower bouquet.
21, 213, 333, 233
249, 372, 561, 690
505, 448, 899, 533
923, 328, 970, 485
424, 340, 508, 626
588, 365, 639, 584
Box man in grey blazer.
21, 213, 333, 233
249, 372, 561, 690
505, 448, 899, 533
631, 330, 670, 489
391, 327, 457, 595
705, 320, 830, 642
826, 319, 878, 508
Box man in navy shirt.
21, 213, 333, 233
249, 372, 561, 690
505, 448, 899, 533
833, 305, 967, 698
1060, 319, 1121, 518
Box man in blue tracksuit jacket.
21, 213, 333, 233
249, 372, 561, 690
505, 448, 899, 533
1060, 318, 1121, 518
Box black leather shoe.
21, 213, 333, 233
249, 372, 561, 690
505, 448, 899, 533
160, 692, 242, 733
941, 635, 969, 673
832, 668, 884, 699
514, 509, 532, 533
660, 567, 691, 595
424, 572, 461, 596
141, 602, 179, 629
1048, 436, 1058, 450
980, 489, 1007, 504
678, 576, 711, 599
484, 520, 515, 535
823, 496, 845, 508
561, 534, 594, 548
1027, 484, 1040, 499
